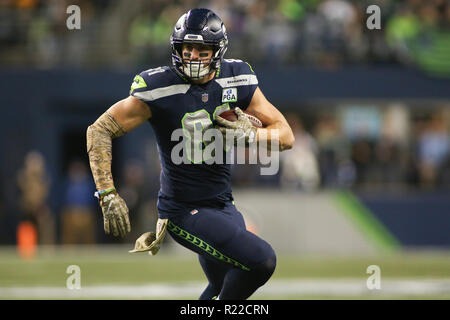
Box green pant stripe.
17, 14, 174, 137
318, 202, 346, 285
167, 220, 250, 271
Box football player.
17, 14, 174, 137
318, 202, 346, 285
87, 8, 294, 300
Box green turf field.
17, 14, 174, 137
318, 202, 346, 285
0, 246, 449, 299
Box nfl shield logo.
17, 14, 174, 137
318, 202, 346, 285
202, 93, 209, 103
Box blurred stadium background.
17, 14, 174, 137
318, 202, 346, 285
1, 0, 450, 299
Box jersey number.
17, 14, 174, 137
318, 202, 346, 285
181, 103, 230, 163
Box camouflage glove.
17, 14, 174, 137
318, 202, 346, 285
215, 107, 257, 145
149, 218, 168, 256
129, 219, 168, 256
96, 188, 131, 237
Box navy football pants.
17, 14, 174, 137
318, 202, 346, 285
166, 202, 276, 300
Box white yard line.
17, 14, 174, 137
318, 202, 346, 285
1, 278, 450, 299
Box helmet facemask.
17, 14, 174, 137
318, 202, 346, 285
172, 42, 223, 81
183, 59, 212, 79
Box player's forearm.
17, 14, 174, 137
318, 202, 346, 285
256, 121, 294, 151
86, 111, 126, 190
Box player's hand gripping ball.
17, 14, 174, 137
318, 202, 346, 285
99, 190, 131, 237
215, 107, 262, 145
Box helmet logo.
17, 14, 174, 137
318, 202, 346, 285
184, 34, 203, 41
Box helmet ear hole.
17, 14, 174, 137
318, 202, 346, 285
174, 43, 183, 57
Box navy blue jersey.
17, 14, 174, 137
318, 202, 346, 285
130, 60, 258, 217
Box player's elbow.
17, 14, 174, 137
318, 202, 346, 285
86, 123, 99, 139
86, 120, 111, 154
281, 129, 295, 151
86, 124, 96, 154
86, 123, 94, 135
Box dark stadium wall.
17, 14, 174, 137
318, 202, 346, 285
356, 192, 450, 248
256, 65, 450, 101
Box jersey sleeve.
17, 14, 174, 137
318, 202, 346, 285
234, 60, 258, 111
129, 67, 172, 109
129, 73, 148, 96
129, 71, 152, 109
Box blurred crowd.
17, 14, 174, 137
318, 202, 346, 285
236, 104, 450, 192
1, 0, 449, 75
13, 150, 161, 246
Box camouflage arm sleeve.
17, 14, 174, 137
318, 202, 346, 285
86, 111, 126, 190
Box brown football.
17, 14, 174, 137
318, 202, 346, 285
217, 109, 263, 128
